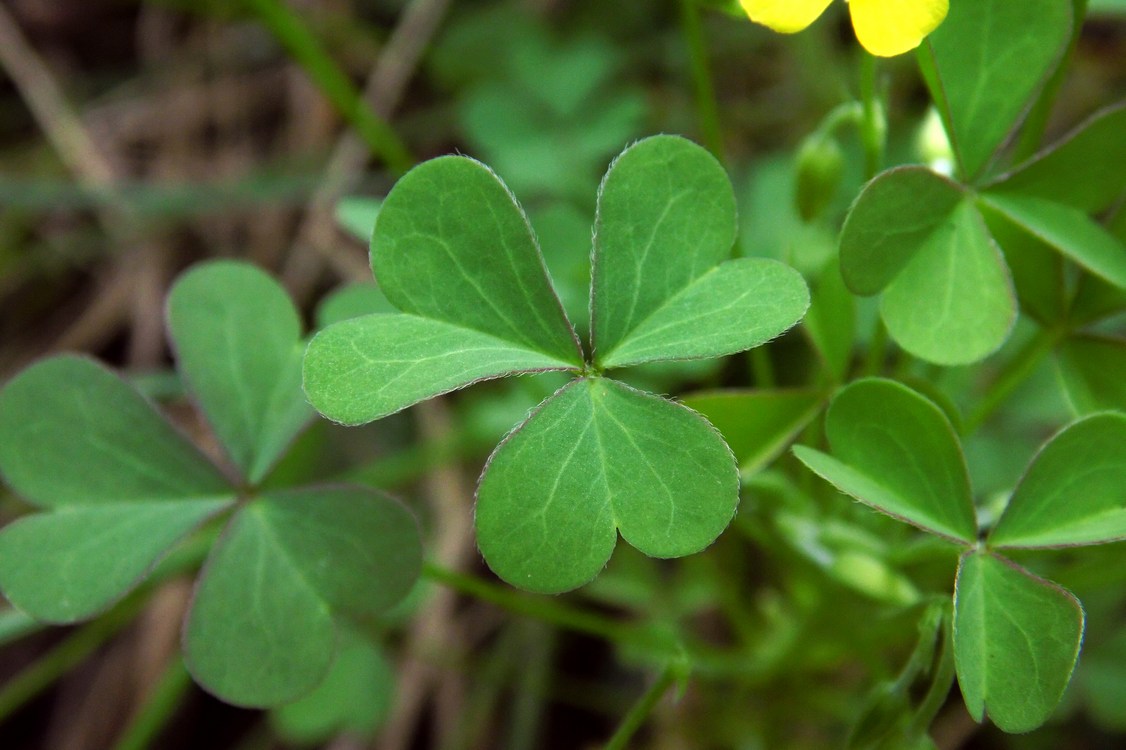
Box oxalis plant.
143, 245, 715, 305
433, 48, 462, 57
0, 262, 422, 708
0, 0, 1125, 746
304, 134, 810, 593
794, 378, 1126, 733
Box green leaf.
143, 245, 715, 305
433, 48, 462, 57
168, 261, 313, 484
986, 102, 1126, 212
271, 629, 393, 743
988, 413, 1126, 548
454, 27, 646, 200
371, 155, 581, 365
953, 551, 1084, 733
475, 377, 738, 593
792, 378, 976, 544
1091, 0, 1126, 14
314, 283, 396, 328
803, 261, 856, 381
681, 389, 824, 475
839, 167, 964, 296
1056, 336, 1126, 413
979, 193, 1126, 291
335, 196, 382, 243
0, 500, 229, 623
303, 314, 579, 425
840, 168, 1016, 365
977, 201, 1066, 325
0, 608, 39, 647
920, 0, 1073, 179
0, 356, 232, 508
879, 202, 1015, 366
185, 486, 421, 706
1069, 275, 1126, 327
597, 258, 809, 368
591, 135, 737, 362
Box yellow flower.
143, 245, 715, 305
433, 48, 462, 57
739, 0, 949, 57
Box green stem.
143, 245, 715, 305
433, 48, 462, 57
111, 657, 192, 750
678, 0, 724, 159
750, 347, 776, 388
907, 620, 957, 739
603, 664, 678, 750
861, 316, 889, 377
421, 562, 642, 647
962, 325, 1064, 435
858, 53, 885, 179
505, 622, 555, 750
0, 594, 146, 724
245, 0, 413, 173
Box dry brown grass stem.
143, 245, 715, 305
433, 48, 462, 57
281, 0, 453, 299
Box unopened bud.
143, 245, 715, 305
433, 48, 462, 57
794, 132, 845, 222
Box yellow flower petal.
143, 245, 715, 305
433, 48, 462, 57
739, 0, 835, 34
848, 0, 949, 56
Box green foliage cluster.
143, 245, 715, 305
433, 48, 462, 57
305, 135, 809, 593
0, 0, 1124, 746
0, 263, 421, 708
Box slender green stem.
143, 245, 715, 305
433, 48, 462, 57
861, 316, 889, 377
0, 594, 146, 724
907, 620, 957, 739
111, 657, 192, 750
245, 0, 413, 173
678, 0, 724, 159
962, 325, 1065, 435
858, 54, 885, 180
750, 347, 776, 388
817, 101, 864, 138
506, 622, 555, 750
421, 562, 643, 647
603, 664, 678, 750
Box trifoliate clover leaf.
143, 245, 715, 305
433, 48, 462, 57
304, 135, 810, 592
793, 379, 1126, 733
839, 167, 1016, 366
0, 261, 423, 708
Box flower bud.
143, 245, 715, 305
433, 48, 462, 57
794, 132, 844, 222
